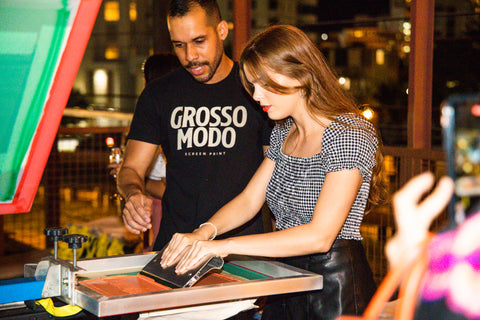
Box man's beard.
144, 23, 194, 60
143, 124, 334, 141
185, 61, 212, 83
185, 50, 222, 83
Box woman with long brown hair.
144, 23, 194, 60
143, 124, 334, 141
161, 25, 383, 319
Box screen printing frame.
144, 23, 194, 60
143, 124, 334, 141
0, 0, 102, 214
45, 252, 323, 317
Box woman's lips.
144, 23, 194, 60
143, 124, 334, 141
262, 105, 271, 112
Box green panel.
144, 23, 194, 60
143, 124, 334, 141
0, 0, 77, 201
223, 263, 272, 280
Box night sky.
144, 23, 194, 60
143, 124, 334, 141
298, 0, 391, 31
314, 0, 390, 21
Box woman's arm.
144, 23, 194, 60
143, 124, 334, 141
207, 158, 275, 235
222, 169, 363, 256
170, 169, 363, 273
160, 157, 275, 265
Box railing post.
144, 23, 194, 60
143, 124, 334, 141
232, 0, 251, 62
407, 0, 435, 149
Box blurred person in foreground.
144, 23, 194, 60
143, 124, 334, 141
161, 25, 384, 320
117, 0, 270, 250
387, 172, 480, 320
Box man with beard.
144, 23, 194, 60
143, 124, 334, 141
117, 0, 270, 250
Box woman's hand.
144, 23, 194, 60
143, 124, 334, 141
174, 239, 229, 274
161, 222, 220, 268
160, 232, 204, 268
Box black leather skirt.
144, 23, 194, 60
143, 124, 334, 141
261, 239, 377, 320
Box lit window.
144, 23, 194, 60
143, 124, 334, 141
376, 49, 385, 65
446, 80, 459, 88
105, 45, 119, 60
93, 69, 108, 95
362, 107, 374, 120
353, 30, 364, 38
58, 139, 79, 152
104, 1, 120, 22
338, 77, 351, 90
129, 2, 137, 22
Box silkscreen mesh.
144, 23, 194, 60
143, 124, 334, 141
0, 0, 78, 202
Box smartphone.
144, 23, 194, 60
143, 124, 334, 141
441, 94, 480, 225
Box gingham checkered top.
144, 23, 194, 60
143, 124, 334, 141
265, 114, 378, 240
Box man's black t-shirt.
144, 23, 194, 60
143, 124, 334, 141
128, 64, 271, 249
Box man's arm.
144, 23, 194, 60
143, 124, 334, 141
117, 139, 158, 234
145, 178, 166, 199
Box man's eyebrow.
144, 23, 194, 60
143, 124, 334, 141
171, 35, 206, 44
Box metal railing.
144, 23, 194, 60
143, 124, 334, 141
361, 146, 447, 283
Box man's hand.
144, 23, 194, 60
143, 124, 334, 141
122, 193, 153, 234
116, 140, 158, 234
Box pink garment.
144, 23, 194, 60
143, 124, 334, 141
144, 197, 162, 252
420, 212, 480, 319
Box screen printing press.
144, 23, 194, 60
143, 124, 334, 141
0, 243, 323, 319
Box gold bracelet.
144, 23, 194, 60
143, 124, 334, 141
199, 222, 217, 240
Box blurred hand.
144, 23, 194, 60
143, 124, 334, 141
386, 172, 454, 267
107, 162, 121, 178
122, 193, 152, 234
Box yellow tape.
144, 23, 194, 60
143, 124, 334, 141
35, 298, 83, 317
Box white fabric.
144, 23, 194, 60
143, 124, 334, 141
149, 156, 166, 180
137, 299, 258, 320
